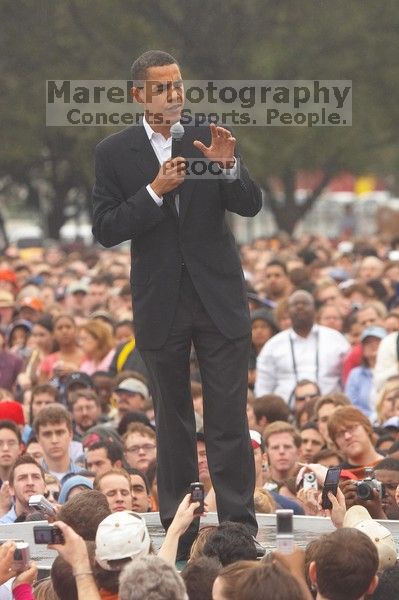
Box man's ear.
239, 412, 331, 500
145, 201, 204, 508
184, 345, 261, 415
309, 561, 317, 584
131, 86, 144, 105
366, 574, 378, 595
115, 459, 123, 469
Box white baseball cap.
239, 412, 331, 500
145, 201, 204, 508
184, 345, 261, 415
343, 505, 397, 570
95, 511, 151, 571
114, 378, 149, 400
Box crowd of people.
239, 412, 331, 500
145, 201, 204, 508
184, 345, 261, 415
0, 231, 398, 598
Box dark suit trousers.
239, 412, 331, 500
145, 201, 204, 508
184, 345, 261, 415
141, 267, 257, 544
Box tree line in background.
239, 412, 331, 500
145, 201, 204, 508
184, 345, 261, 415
0, 0, 398, 239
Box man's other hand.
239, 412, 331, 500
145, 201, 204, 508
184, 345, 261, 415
193, 123, 235, 168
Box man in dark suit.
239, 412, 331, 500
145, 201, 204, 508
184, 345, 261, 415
92, 50, 261, 555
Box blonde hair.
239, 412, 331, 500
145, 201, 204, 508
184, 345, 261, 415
253, 488, 275, 514
188, 525, 217, 561
263, 421, 301, 449
33, 577, 59, 600
375, 378, 399, 424
44, 473, 60, 487
94, 467, 131, 491
80, 319, 114, 359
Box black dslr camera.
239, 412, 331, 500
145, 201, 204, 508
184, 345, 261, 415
355, 467, 385, 500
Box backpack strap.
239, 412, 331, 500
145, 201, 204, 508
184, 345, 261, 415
116, 338, 136, 372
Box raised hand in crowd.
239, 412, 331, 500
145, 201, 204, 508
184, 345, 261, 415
12, 562, 38, 592
322, 488, 347, 528
0, 481, 12, 517
296, 487, 321, 516
0, 541, 39, 596
0, 541, 17, 585
297, 462, 328, 488
48, 520, 101, 600
158, 492, 208, 565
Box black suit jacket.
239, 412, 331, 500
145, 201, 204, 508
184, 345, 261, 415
92, 124, 262, 349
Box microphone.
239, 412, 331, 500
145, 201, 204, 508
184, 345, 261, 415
170, 122, 184, 159
169, 122, 185, 213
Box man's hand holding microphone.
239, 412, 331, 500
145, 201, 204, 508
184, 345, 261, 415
151, 157, 187, 198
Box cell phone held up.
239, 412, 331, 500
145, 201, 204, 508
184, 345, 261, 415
189, 482, 204, 515
275, 509, 294, 555
33, 524, 65, 545
321, 466, 341, 510
12, 542, 30, 573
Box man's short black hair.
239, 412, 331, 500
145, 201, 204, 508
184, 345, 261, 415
125, 467, 150, 495
375, 457, 399, 472
202, 521, 257, 566
0, 419, 21, 444
86, 440, 123, 465
372, 564, 399, 600
300, 421, 322, 434
117, 411, 152, 437
131, 50, 178, 84
266, 259, 288, 275
9, 453, 45, 486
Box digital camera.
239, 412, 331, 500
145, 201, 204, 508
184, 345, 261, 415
28, 494, 56, 517
12, 542, 30, 572
355, 468, 385, 501
33, 524, 65, 545
303, 472, 318, 491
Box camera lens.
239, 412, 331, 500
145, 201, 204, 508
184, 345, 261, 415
356, 482, 372, 500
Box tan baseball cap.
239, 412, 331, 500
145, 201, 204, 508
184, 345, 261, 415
0, 291, 15, 308
95, 511, 151, 571
343, 505, 397, 570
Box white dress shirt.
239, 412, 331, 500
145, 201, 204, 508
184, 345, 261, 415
254, 324, 350, 403
143, 116, 172, 206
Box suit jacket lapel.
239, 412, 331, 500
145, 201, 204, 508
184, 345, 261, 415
129, 125, 159, 181
178, 128, 199, 227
